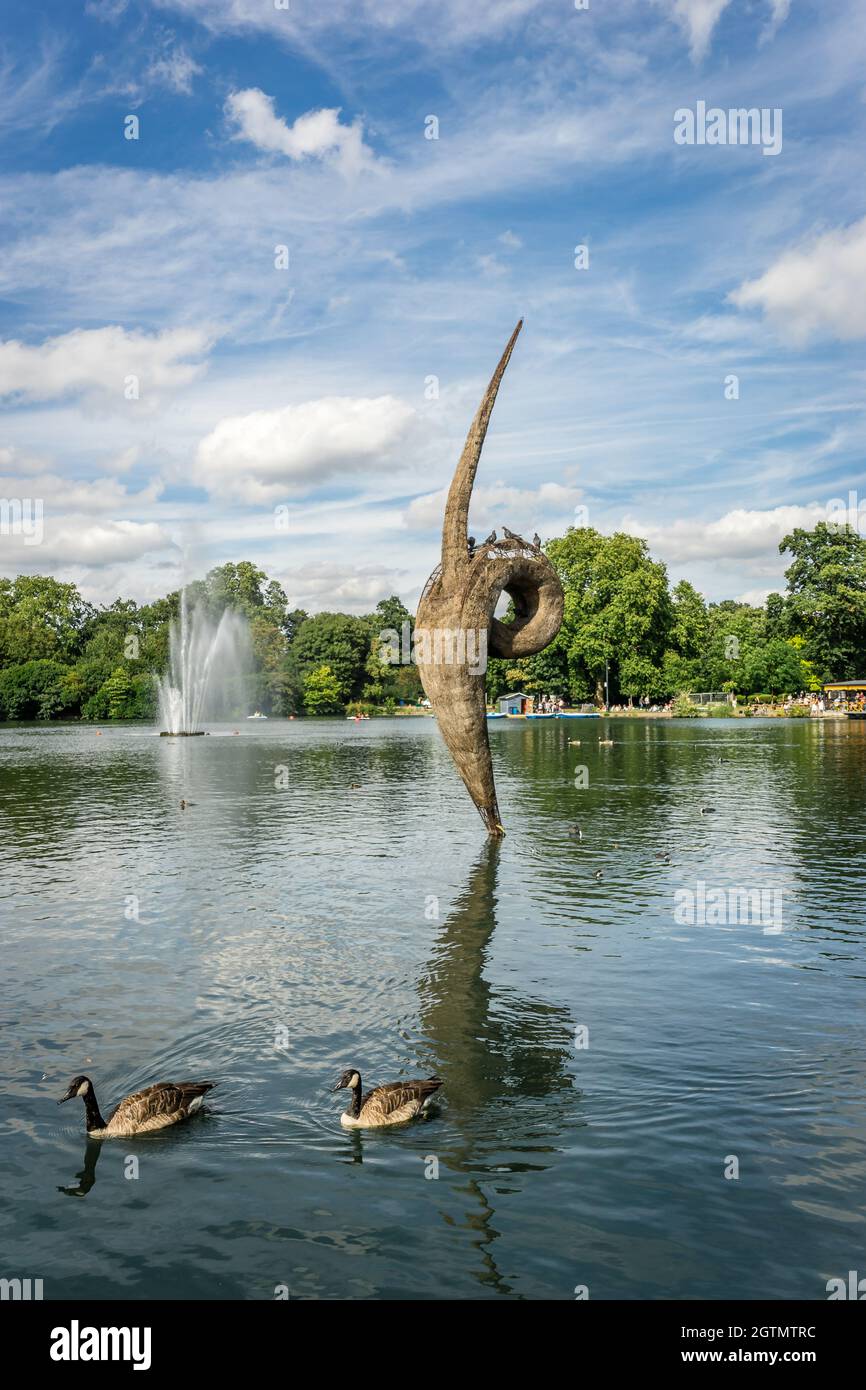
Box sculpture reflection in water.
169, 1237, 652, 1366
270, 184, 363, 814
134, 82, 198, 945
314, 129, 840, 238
418, 842, 577, 1294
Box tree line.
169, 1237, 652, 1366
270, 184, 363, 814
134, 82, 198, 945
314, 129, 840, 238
0, 522, 863, 721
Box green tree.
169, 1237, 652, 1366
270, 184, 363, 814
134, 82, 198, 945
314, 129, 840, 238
779, 522, 866, 679
0, 576, 93, 665
293, 612, 372, 700
741, 638, 806, 696
302, 663, 344, 715
0, 659, 68, 719
102, 666, 136, 719
547, 528, 673, 702
363, 596, 422, 703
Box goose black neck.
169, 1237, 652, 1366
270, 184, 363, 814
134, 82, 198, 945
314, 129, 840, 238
349, 1078, 362, 1119
82, 1087, 107, 1133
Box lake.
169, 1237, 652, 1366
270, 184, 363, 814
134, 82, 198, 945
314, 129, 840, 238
1, 715, 864, 1300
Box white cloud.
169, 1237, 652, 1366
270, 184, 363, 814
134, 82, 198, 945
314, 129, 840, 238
194, 395, 417, 501
499, 230, 523, 249
730, 217, 866, 343
622, 503, 828, 563
664, 0, 790, 61
147, 47, 202, 95
476, 253, 507, 277
85, 0, 129, 18
225, 89, 379, 177
0, 518, 174, 568
665, 0, 732, 61
155, 0, 543, 49
0, 326, 212, 405
763, 0, 792, 42
279, 562, 412, 612
405, 480, 582, 530
736, 586, 776, 606
0, 471, 162, 514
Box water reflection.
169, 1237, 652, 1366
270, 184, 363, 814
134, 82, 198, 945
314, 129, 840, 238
420, 842, 575, 1109
58, 1139, 102, 1198
418, 842, 577, 1293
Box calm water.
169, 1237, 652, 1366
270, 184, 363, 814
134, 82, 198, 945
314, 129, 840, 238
1, 715, 865, 1301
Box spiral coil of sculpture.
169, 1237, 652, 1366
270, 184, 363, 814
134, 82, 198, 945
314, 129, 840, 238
415, 322, 564, 836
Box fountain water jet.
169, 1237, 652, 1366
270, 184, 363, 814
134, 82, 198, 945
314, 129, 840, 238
157, 591, 251, 735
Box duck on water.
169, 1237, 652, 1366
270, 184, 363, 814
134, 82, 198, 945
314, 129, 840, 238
332, 1069, 442, 1129
58, 1075, 216, 1138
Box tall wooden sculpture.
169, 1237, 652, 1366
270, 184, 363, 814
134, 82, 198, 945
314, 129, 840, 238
416, 322, 564, 835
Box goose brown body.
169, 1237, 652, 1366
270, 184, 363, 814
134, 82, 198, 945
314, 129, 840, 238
58, 1075, 215, 1138
333, 1069, 442, 1128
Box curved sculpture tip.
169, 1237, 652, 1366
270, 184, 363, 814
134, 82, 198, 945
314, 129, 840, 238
441, 320, 524, 579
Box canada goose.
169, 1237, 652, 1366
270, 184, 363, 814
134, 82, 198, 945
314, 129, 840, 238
568, 823, 583, 839
595, 869, 604, 880
700, 806, 716, 815
58, 1075, 216, 1139
332, 1069, 442, 1129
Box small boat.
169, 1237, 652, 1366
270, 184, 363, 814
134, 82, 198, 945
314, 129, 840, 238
246, 712, 268, 720
486, 711, 506, 720
526, 712, 555, 720
557, 711, 600, 719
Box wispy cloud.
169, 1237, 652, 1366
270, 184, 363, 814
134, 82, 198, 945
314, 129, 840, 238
665, 0, 734, 62
146, 45, 202, 95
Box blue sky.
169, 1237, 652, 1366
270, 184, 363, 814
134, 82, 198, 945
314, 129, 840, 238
1, 0, 865, 612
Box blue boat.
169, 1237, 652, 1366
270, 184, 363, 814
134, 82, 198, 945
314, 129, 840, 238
486, 711, 507, 720
526, 712, 554, 720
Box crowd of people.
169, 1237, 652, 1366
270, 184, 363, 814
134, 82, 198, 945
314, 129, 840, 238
532, 695, 565, 713
527, 690, 863, 716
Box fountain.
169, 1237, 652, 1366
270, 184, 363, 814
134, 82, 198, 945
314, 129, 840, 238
157, 591, 251, 735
